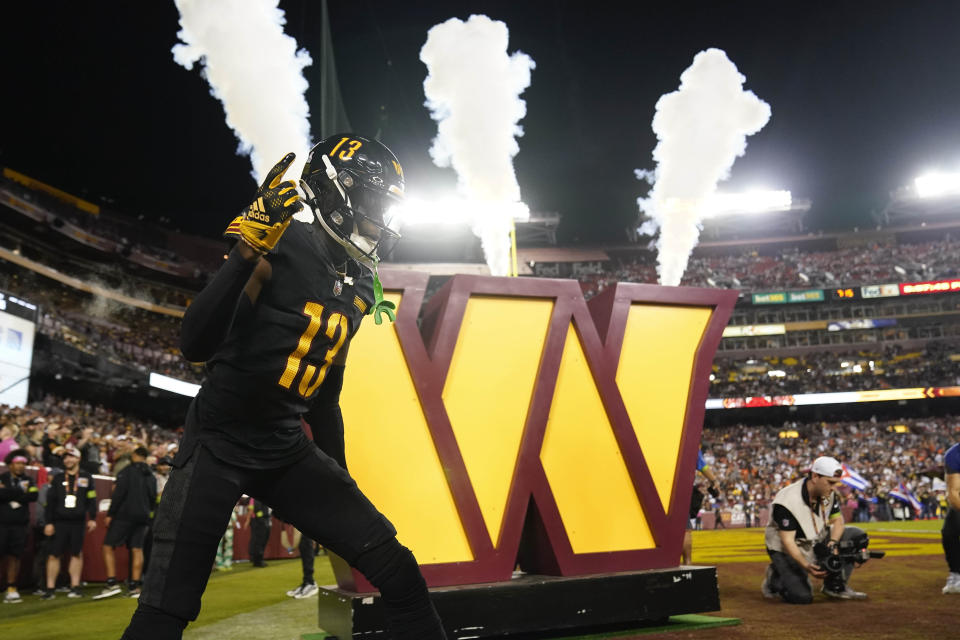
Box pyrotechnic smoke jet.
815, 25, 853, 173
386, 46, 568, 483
637, 48, 771, 286
171, 0, 313, 210
420, 15, 535, 276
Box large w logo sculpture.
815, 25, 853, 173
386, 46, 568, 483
338, 271, 736, 591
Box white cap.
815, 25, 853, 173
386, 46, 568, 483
810, 456, 843, 477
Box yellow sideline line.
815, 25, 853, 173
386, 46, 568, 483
690, 527, 944, 564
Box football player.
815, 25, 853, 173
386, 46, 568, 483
120, 134, 446, 639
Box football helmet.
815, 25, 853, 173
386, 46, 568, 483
300, 133, 404, 268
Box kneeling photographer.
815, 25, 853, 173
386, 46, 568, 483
762, 456, 880, 604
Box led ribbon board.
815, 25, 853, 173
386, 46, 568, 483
339, 272, 736, 591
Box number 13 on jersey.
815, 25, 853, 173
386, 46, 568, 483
278, 302, 347, 398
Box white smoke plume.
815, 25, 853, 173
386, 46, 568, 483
172, 0, 313, 198
420, 15, 535, 276
638, 48, 771, 286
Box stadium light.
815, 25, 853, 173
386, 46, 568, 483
701, 190, 792, 218
914, 171, 960, 198
659, 190, 792, 218
389, 196, 530, 228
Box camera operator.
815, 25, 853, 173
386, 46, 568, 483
762, 456, 868, 603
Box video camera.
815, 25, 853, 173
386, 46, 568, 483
814, 530, 885, 574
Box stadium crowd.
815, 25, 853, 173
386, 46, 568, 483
0, 395, 181, 477
2, 397, 957, 602
0, 396, 297, 603
4, 255, 960, 395
699, 415, 959, 523
3, 393, 955, 520
5, 222, 960, 395
577, 237, 960, 298
0, 263, 202, 383
710, 342, 960, 397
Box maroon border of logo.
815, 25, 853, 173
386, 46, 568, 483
335, 271, 737, 591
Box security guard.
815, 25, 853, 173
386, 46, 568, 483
43, 447, 97, 599
246, 498, 271, 568
1, 449, 39, 603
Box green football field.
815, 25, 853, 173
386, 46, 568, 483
0, 520, 949, 640
0, 557, 329, 640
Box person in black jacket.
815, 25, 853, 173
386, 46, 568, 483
245, 498, 271, 568
1, 449, 39, 603
95, 447, 157, 599
43, 446, 97, 599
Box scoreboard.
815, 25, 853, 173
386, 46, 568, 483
831, 287, 861, 301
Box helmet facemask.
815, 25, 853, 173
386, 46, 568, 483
300, 154, 401, 270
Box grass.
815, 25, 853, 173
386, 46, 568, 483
1, 520, 949, 640
0, 558, 334, 640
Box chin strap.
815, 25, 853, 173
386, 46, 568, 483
369, 260, 396, 325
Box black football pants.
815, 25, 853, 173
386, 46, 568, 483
766, 526, 860, 604
299, 533, 317, 584
944, 507, 960, 573
248, 519, 270, 566
120, 444, 446, 639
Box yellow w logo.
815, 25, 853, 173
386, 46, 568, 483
339, 271, 735, 591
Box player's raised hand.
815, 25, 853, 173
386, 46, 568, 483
225, 152, 303, 254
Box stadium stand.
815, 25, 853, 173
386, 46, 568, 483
0, 260, 200, 384
573, 237, 960, 298
698, 415, 959, 523
1, 394, 180, 477
2, 170, 959, 517
711, 342, 959, 397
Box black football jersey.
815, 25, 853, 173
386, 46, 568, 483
195, 221, 374, 466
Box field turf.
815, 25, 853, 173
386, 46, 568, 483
0, 520, 953, 640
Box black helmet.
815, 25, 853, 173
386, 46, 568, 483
300, 133, 404, 268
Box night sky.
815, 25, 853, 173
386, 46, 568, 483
4, 1, 960, 243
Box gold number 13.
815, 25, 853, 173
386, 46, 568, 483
278, 302, 348, 398
329, 137, 363, 161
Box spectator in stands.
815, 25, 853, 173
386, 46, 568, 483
111, 437, 136, 475
1, 449, 39, 603
41, 423, 65, 470
855, 492, 871, 523
2, 395, 182, 486
76, 427, 102, 475
95, 446, 157, 599
154, 457, 172, 498
0, 424, 21, 461
43, 446, 97, 599
698, 415, 959, 523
